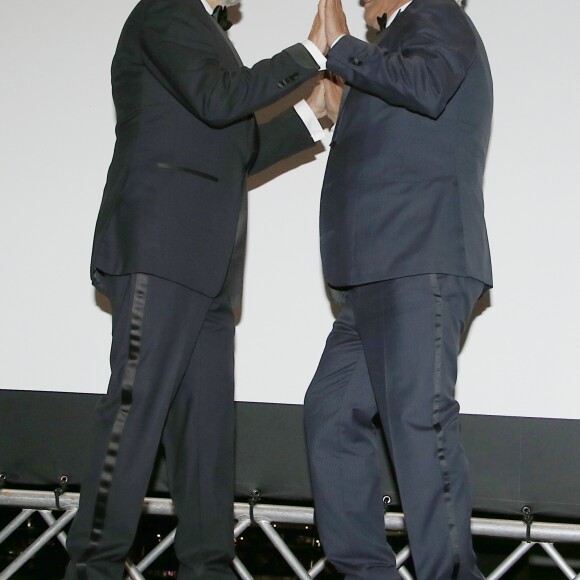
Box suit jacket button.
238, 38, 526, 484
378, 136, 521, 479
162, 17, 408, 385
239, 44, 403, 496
277, 81, 285, 88
290, 73, 299, 80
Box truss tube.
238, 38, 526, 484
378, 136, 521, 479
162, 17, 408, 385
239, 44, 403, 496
232, 556, 253, 580
234, 517, 252, 538
385, 512, 407, 533
395, 545, 414, 579
0, 490, 80, 511
124, 558, 146, 580
237, 503, 315, 526
471, 517, 580, 544
2, 490, 580, 544
308, 557, 327, 577
257, 519, 312, 580
486, 542, 536, 580
0, 509, 35, 545
135, 528, 176, 573
0, 508, 76, 580
232, 517, 256, 579
395, 544, 411, 567
39, 511, 68, 550
540, 543, 578, 579
307, 548, 414, 579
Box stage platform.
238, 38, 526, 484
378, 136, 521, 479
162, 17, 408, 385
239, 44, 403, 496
1, 391, 579, 578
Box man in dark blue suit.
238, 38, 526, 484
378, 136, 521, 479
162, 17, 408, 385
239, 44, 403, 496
304, 0, 493, 578
65, 0, 330, 578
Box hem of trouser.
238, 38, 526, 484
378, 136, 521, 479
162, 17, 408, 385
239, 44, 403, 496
75, 273, 149, 577
429, 273, 461, 578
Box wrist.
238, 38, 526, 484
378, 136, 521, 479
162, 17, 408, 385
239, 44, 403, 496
329, 33, 347, 49
307, 100, 326, 119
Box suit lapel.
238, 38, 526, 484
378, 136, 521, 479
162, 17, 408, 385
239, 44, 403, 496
208, 16, 243, 67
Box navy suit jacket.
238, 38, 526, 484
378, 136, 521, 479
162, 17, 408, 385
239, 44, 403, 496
321, 0, 493, 289
91, 0, 320, 301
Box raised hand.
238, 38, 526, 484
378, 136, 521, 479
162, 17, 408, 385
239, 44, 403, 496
323, 73, 344, 123
308, 0, 328, 55
325, 0, 349, 47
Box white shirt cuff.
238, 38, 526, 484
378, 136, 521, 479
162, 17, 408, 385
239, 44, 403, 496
330, 34, 347, 49
301, 39, 326, 71
294, 100, 326, 143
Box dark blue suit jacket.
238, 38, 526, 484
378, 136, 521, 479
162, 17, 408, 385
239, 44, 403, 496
91, 0, 319, 301
321, 0, 493, 289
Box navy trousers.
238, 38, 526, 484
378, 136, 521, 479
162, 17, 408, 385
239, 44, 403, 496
65, 273, 236, 579
305, 274, 485, 580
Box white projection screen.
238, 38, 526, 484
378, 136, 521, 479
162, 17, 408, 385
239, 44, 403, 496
1, 0, 579, 420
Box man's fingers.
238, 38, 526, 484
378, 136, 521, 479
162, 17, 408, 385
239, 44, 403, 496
325, 0, 349, 43
323, 72, 344, 88
326, 0, 339, 14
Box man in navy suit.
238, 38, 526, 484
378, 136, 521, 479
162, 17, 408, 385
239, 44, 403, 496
304, 0, 492, 578
65, 0, 330, 578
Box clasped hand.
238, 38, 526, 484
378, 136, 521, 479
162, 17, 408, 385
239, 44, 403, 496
307, 73, 344, 124
308, 0, 349, 55
307, 0, 348, 123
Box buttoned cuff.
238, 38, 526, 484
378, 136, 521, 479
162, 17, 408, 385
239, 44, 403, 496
294, 100, 326, 142
301, 40, 327, 71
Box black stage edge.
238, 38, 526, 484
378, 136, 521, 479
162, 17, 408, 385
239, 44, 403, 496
1, 391, 579, 519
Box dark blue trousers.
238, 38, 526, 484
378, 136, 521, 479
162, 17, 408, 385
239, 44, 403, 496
305, 274, 485, 580
65, 273, 236, 579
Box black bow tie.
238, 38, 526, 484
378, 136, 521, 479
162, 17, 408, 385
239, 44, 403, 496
212, 5, 232, 31
377, 13, 388, 31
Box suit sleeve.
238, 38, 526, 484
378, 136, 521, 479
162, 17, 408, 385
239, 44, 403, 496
141, 0, 320, 128
249, 108, 316, 175
327, 3, 476, 118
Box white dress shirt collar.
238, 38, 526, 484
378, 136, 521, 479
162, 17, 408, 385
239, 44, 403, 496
200, 0, 214, 16
386, 0, 413, 28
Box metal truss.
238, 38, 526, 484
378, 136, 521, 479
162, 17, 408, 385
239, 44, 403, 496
1, 489, 580, 579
